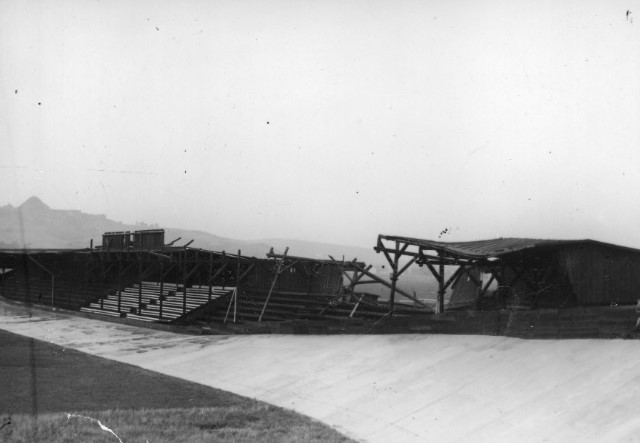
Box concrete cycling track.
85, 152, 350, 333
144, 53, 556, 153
1, 299, 640, 442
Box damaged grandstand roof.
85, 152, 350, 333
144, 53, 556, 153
377, 235, 640, 260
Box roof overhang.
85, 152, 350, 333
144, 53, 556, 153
375, 234, 640, 264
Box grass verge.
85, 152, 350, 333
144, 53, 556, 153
0, 330, 353, 442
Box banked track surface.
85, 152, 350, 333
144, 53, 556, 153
1, 299, 640, 442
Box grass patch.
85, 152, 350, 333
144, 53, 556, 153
0, 330, 353, 442
2, 406, 351, 442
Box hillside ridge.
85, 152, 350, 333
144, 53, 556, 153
0, 197, 384, 264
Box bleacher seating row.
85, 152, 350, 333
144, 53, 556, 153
197, 289, 335, 323
80, 281, 234, 323
193, 289, 426, 324
0, 275, 429, 324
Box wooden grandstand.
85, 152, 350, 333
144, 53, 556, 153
2, 229, 640, 338
0, 230, 423, 326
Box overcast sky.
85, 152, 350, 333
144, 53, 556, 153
2, 0, 640, 248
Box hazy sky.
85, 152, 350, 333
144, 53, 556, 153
2, 0, 640, 248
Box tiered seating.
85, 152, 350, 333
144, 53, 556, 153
80, 281, 233, 323
202, 289, 333, 323
204, 289, 392, 323
195, 289, 434, 324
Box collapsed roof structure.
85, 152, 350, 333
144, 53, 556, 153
375, 235, 640, 313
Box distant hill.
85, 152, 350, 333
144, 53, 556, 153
0, 196, 129, 250
0, 197, 386, 265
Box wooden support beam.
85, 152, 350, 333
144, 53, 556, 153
416, 246, 471, 264
488, 267, 502, 286
343, 271, 355, 285
224, 288, 238, 324
208, 263, 229, 284
476, 274, 495, 310
349, 262, 428, 308
396, 256, 417, 279
481, 274, 495, 298
120, 260, 137, 278
423, 261, 440, 281
185, 262, 202, 281
461, 266, 481, 287
165, 237, 181, 246
352, 279, 379, 285
139, 260, 159, 282
349, 293, 366, 318
418, 251, 462, 265
279, 259, 301, 274
348, 264, 372, 290
388, 241, 400, 314
237, 262, 256, 284
379, 243, 397, 266
327, 255, 370, 292
144, 251, 173, 260
444, 265, 464, 291
258, 247, 289, 322
436, 260, 445, 314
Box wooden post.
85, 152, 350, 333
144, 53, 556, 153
117, 256, 122, 313
235, 250, 240, 323
436, 259, 445, 314
223, 289, 236, 324
349, 293, 366, 318
207, 252, 213, 324
159, 262, 164, 320
100, 257, 104, 310
182, 252, 187, 316
233, 288, 238, 323
138, 254, 143, 313
258, 247, 289, 322
221, 251, 226, 290
388, 242, 400, 314
389, 270, 398, 313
